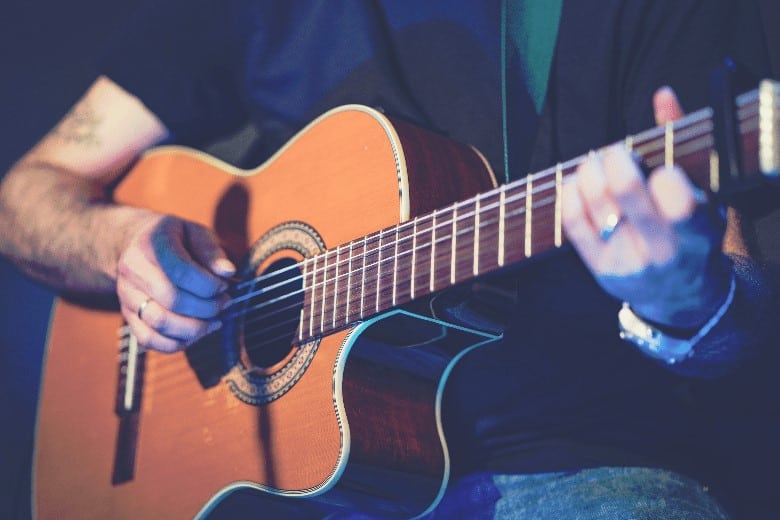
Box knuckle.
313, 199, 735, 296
156, 285, 177, 310
133, 327, 154, 349
136, 329, 179, 354
116, 254, 133, 279
560, 203, 580, 227
147, 308, 168, 332
176, 319, 207, 345
561, 208, 588, 237
169, 290, 188, 315
116, 279, 131, 302
611, 174, 644, 200
560, 185, 581, 221
589, 183, 611, 206
167, 258, 190, 287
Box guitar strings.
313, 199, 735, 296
225, 104, 723, 299
146, 122, 733, 385
223, 105, 740, 325
144, 106, 763, 389
147, 116, 726, 381
226, 113, 720, 323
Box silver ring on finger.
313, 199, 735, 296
599, 213, 624, 241
137, 297, 153, 321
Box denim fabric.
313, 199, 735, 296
330, 467, 728, 519
487, 467, 729, 520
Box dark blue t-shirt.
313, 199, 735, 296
101, 0, 767, 479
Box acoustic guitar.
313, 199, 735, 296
33, 80, 779, 519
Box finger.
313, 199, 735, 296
184, 221, 236, 278
152, 217, 229, 298
564, 154, 639, 272
139, 299, 221, 344
118, 290, 183, 353
125, 313, 183, 353
561, 175, 603, 268
118, 280, 222, 350
653, 86, 684, 125
576, 151, 625, 239
119, 246, 226, 319
647, 165, 699, 224
601, 146, 674, 265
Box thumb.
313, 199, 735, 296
653, 86, 685, 125
184, 222, 236, 278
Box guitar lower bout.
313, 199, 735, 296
194, 308, 501, 519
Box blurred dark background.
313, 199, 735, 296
0, 1, 778, 519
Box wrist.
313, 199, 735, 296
629, 253, 734, 329
618, 271, 737, 364
103, 206, 163, 285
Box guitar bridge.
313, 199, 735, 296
111, 325, 146, 485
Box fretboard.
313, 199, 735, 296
296, 81, 779, 343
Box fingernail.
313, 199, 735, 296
213, 258, 236, 277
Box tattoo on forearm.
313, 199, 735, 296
53, 102, 101, 145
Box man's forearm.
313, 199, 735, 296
0, 161, 155, 294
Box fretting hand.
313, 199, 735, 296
561, 88, 732, 329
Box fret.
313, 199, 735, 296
473, 195, 480, 276
554, 163, 563, 248
377, 229, 396, 313
450, 206, 458, 285
360, 235, 369, 319
410, 217, 418, 299
432, 208, 453, 291
413, 214, 433, 300
498, 185, 506, 267
363, 233, 382, 319
395, 222, 414, 306
530, 176, 558, 254
392, 225, 399, 306
759, 80, 780, 176
709, 150, 720, 194
476, 190, 501, 273
429, 210, 437, 293
349, 237, 367, 322
502, 183, 526, 265
524, 176, 533, 258
332, 245, 340, 329
625, 135, 634, 153
375, 229, 384, 314
452, 200, 476, 285
345, 240, 353, 325
665, 121, 674, 168
319, 249, 329, 335
631, 126, 667, 167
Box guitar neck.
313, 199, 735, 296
296, 81, 780, 343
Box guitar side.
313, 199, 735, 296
33, 105, 497, 519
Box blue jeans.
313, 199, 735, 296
332, 467, 728, 519
432, 467, 728, 520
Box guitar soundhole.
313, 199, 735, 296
238, 257, 303, 368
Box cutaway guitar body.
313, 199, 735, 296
33, 80, 780, 518
34, 105, 499, 519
